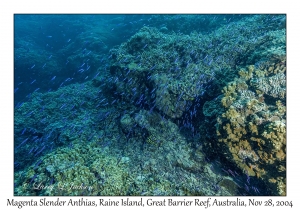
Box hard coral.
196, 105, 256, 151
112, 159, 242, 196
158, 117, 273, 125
211, 57, 286, 195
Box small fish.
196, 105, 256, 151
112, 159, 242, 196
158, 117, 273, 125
34, 159, 43, 169
254, 187, 260, 194
150, 64, 156, 70
246, 175, 250, 184
17, 102, 24, 109
93, 72, 100, 79
34, 145, 46, 156
50, 76, 56, 81
21, 128, 26, 135
98, 98, 106, 103
42, 63, 46, 69
30, 174, 37, 184
47, 35, 52, 38
50, 177, 54, 185
28, 147, 34, 154
60, 104, 66, 109
67, 39, 71, 42
30, 64, 35, 69
17, 138, 29, 149
30, 79, 36, 84
25, 111, 34, 117
244, 184, 249, 192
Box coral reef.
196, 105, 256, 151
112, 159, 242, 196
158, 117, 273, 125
15, 108, 234, 196
14, 14, 286, 196
205, 57, 286, 195
108, 26, 214, 118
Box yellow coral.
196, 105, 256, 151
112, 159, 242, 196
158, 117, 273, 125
216, 60, 286, 195
249, 122, 258, 135
238, 65, 254, 80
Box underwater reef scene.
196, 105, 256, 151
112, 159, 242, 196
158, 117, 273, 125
14, 14, 286, 196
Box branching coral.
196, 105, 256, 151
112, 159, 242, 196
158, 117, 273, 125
211, 57, 286, 195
